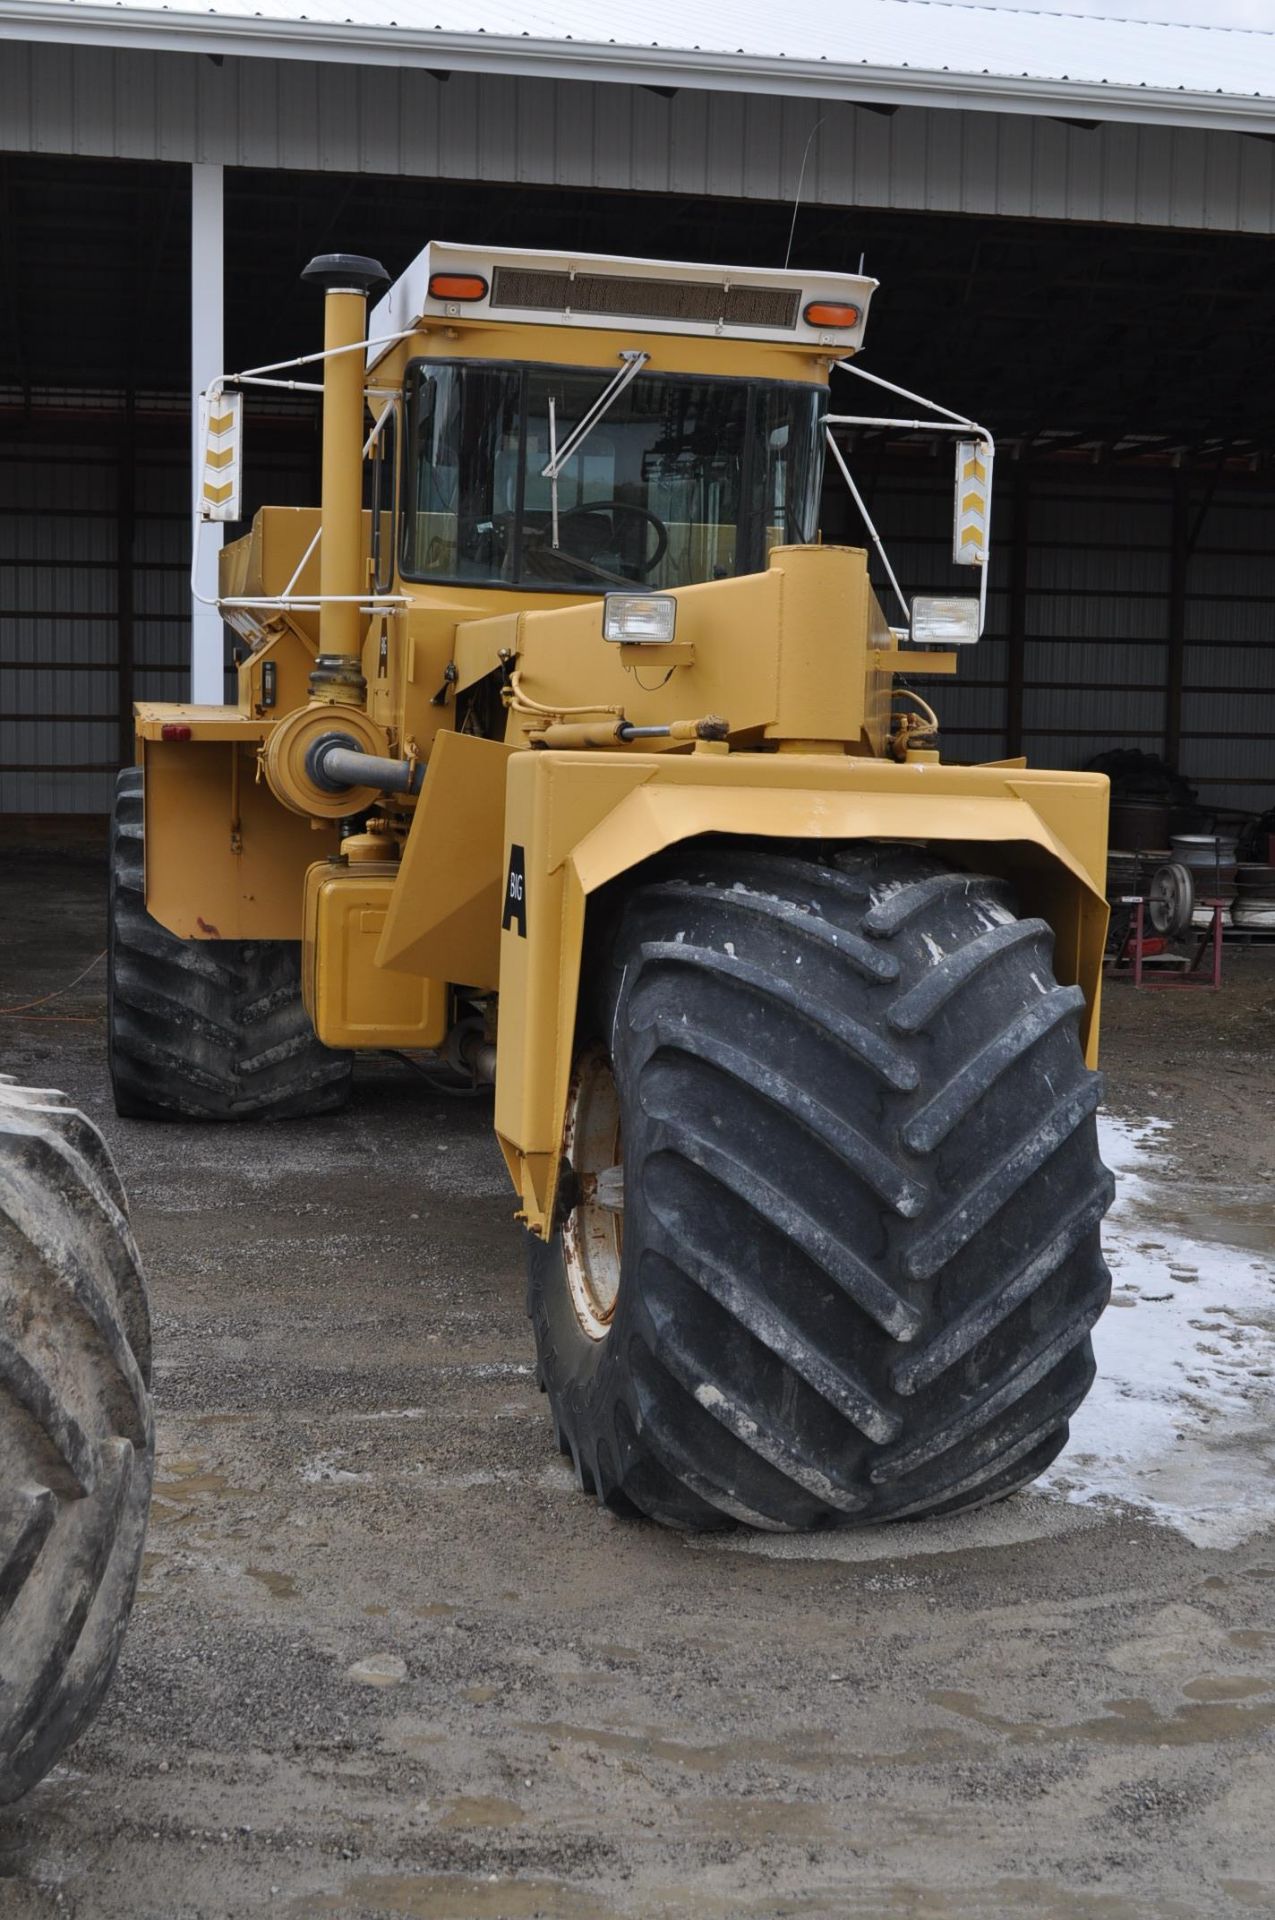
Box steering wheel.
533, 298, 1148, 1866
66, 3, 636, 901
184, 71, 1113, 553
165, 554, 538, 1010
546, 500, 670, 580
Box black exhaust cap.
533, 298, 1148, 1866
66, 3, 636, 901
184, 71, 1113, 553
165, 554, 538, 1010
300, 253, 390, 297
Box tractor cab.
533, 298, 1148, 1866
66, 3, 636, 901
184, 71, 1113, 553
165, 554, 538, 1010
370, 240, 877, 599
398, 350, 827, 593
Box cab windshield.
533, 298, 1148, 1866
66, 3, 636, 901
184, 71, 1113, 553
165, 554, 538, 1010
400, 359, 825, 592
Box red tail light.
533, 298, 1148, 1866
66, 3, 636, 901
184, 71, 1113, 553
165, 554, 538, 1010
428, 272, 489, 302
804, 301, 861, 329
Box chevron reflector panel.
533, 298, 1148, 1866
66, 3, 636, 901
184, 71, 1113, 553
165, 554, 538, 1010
199, 391, 242, 523
952, 437, 989, 567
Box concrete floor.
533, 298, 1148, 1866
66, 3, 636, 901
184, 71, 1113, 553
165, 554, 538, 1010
1, 835, 1274, 1920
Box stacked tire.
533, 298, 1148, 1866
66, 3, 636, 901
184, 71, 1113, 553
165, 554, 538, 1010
1234, 864, 1275, 931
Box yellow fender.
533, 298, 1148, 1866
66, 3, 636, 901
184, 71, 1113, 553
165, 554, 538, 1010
493, 748, 1110, 1237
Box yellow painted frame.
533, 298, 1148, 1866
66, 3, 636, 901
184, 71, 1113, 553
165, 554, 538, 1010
140, 728, 341, 940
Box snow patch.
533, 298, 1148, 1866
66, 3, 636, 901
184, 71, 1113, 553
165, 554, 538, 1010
300, 1454, 371, 1485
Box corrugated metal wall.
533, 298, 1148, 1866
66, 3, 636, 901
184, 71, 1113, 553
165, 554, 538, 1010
0, 399, 312, 813
0, 413, 187, 812
1180, 491, 1275, 815
858, 465, 1275, 817
6, 41, 1275, 235
6, 421, 1271, 816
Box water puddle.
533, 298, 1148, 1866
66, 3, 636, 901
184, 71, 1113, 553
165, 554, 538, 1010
1041, 1112, 1275, 1548
152, 1455, 230, 1501
245, 1566, 297, 1601
523, 1718, 964, 1772
1181, 1674, 1271, 1701
928, 1684, 1275, 1748
434, 1795, 523, 1831
292, 1873, 616, 1918
150, 1453, 245, 1526
679, 1796, 834, 1842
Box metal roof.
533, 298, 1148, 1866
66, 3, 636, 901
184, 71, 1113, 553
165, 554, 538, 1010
4, 0, 1275, 132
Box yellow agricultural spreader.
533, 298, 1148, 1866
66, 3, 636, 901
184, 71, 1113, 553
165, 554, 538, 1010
109, 241, 1113, 1531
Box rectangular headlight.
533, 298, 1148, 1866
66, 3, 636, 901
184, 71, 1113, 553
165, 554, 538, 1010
911, 596, 980, 645
602, 592, 677, 644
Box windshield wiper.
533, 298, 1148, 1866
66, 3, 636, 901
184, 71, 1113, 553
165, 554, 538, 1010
542, 349, 649, 551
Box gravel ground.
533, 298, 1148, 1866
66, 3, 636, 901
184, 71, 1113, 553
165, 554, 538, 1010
1, 832, 1274, 1920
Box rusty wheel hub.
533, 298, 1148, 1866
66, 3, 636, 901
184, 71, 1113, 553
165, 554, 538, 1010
561, 1045, 624, 1342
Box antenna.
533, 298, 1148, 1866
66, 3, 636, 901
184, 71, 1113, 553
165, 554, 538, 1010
783, 118, 826, 271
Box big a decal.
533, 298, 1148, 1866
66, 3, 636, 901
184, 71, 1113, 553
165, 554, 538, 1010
502, 843, 527, 937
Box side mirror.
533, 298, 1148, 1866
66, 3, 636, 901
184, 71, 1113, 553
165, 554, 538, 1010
198, 388, 242, 523
952, 437, 990, 568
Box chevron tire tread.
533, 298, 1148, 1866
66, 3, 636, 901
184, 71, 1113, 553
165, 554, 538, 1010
0, 1078, 154, 1804
527, 842, 1114, 1532
108, 768, 352, 1121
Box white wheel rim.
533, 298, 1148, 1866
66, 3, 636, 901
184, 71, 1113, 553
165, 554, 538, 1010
561, 1045, 624, 1343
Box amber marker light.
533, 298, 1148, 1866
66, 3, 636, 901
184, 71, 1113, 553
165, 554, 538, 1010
428, 272, 489, 301
803, 301, 861, 328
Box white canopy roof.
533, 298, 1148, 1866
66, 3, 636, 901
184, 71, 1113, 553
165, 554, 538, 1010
3, 0, 1274, 130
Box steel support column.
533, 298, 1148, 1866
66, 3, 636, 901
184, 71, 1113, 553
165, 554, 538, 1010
190, 162, 224, 705
1005, 459, 1030, 758
1165, 468, 1189, 770
117, 387, 136, 768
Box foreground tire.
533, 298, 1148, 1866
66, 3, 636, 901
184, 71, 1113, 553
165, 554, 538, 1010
528, 844, 1114, 1531
109, 768, 352, 1120
0, 1078, 154, 1803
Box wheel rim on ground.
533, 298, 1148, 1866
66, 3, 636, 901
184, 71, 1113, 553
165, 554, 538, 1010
1148, 861, 1194, 939
561, 1044, 624, 1341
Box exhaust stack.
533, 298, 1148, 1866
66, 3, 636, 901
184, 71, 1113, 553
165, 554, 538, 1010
300, 252, 389, 703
